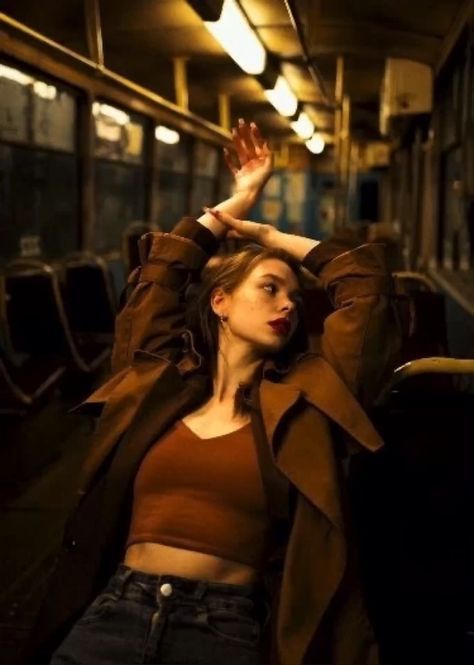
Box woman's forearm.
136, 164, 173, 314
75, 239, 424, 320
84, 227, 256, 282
197, 189, 259, 239
269, 229, 321, 262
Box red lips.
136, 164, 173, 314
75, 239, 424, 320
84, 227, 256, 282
268, 318, 291, 336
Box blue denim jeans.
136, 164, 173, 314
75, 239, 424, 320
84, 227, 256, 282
50, 563, 271, 665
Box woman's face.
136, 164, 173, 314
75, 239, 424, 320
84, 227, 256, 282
214, 258, 302, 354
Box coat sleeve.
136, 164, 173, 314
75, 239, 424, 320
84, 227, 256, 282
301, 240, 402, 407
111, 217, 219, 373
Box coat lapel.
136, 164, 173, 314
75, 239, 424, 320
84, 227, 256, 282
259, 355, 383, 664
260, 354, 383, 456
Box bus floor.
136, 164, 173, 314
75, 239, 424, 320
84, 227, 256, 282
0, 391, 97, 665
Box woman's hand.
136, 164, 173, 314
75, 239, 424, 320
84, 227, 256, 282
226, 119, 273, 196
197, 120, 273, 239
204, 209, 320, 262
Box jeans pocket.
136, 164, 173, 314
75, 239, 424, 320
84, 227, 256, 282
76, 591, 119, 626
203, 605, 260, 647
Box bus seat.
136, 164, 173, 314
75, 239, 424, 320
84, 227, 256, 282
393, 271, 439, 293
4, 259, 110, 374
61, 252, 116, 344
0, 274, 65, 412
350, 357, 474, 664
393, 272, 449, 363
0, 349, 65, 415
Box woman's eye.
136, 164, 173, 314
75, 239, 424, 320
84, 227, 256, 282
263, 283, 277, 294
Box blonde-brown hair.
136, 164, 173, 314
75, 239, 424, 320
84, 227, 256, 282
186, 244, 309, 413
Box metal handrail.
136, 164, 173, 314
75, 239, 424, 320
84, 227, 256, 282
375, 356, 474, 405
393, 271, 439, 293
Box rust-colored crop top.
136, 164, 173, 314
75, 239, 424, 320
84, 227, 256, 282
126, 419, 271, 568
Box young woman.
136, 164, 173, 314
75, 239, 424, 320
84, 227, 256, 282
30, 121, 401, 665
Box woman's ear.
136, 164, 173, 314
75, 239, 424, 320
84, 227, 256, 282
210, 287, 227, 317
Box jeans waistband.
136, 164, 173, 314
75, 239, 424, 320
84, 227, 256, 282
110, 563, 261, 603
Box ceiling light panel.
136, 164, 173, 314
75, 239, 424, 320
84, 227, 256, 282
204, 0, 266, 75
290, 112, 314, 139
264, 75, 298, 117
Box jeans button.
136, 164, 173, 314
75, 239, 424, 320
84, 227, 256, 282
160, 583, 173, 597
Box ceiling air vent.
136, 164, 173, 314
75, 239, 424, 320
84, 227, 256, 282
380, 58, 433, 135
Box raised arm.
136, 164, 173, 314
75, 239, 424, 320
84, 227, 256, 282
111, 120, 273, 374
204, 212, 401, 407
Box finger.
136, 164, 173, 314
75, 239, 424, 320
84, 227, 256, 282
237, 118, 257, 160
232, 126, 249, 166
223, 148, 238, 175
249, 121, 266, 154
204, 209, 263, 240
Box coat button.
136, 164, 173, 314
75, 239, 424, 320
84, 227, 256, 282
160, 583, 173, 597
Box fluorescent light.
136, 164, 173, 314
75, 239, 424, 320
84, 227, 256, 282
155, 125, 180, 145
204, 0, 266, 75
290, 112, 314, 139
93, 102, 130, 125
264, 76, 298, 117
306, 134, 325, 154
33, 80, 57, 100
0, 64, 33, 86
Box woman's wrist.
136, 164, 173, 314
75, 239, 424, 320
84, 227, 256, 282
197, 188, 259, 239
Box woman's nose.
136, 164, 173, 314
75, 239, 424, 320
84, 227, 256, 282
280, 297, 296, 314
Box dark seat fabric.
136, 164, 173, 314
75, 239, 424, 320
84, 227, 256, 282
61, 253, 116, 341
0, 273, 65, 412
350, 380, 471, 664
5, 259, 110, 374
400, 290, 449, 362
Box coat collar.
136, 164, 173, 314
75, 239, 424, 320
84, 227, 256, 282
259, 353, 383, 457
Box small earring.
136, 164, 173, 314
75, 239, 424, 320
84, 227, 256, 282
219, 314, 228, 324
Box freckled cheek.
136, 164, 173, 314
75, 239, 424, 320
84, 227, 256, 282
232, 294, 271, 329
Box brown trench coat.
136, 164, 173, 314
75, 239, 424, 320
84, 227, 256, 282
28, 217, 402, 665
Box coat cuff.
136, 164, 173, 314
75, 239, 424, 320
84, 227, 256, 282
301, 238, 358, 275
171, 216, 220, 257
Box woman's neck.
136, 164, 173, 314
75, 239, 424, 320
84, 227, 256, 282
210, 340, 262, 409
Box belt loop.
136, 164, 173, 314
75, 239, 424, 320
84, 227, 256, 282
115, 566, 133, 598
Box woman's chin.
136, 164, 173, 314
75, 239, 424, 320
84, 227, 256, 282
252, 335, 287, 354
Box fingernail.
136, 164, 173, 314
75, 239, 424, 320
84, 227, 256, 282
202, 206, 210, 212
238, 117, 244, 125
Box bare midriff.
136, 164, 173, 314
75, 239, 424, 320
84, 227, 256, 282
124, 542, 259, 586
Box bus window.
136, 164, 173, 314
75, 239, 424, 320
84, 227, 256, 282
189, 140, 219, 216
154, 132, 191, 231
0, 63, 79, 265
93, 103, 147, 253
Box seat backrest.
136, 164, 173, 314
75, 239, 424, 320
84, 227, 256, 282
62, 253, 116, 334
354, 360, 473, 663
5, 261, 71, 355
0, 355, 30, 410
393, 271, 438, 293
400, 290, 449, 362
